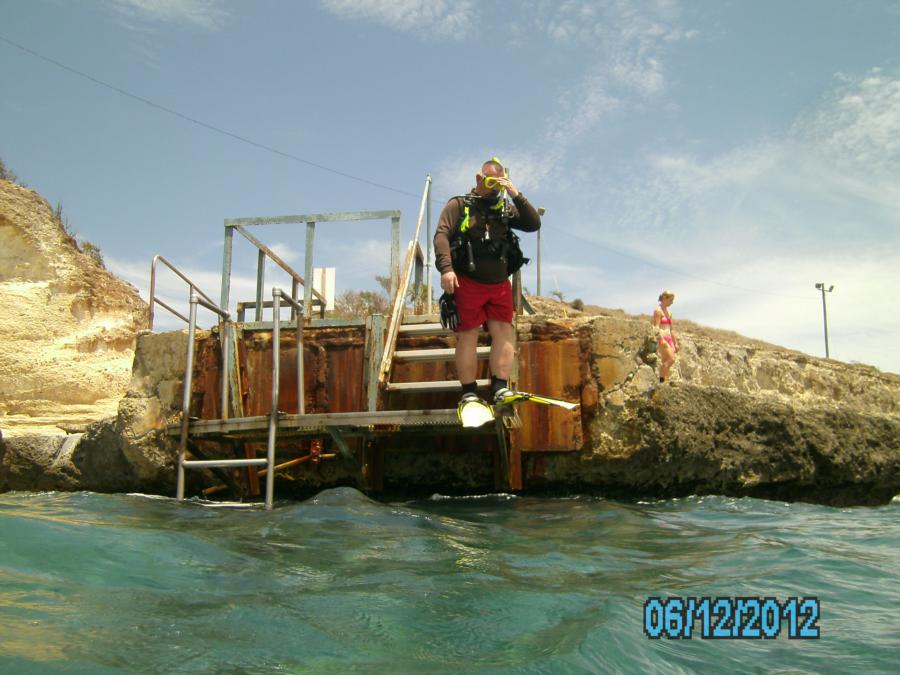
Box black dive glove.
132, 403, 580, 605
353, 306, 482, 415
439, 293, 459, 330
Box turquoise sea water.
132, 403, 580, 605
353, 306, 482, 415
0, 489, 897, 673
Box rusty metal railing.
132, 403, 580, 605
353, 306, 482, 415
377, 175, 431, 386
260, 287, 306, 509
149, 254, 220, 330
176, 290, 241, 504
220, 211, 404, 325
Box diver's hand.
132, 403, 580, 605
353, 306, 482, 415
440, 271, 459, 294
492, 176, 519, 199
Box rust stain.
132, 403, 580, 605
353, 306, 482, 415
512, 338, 584, 452
190, 322, 585, 456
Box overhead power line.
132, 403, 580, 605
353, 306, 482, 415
0, 34, 420, 200
0, 36, 817, 302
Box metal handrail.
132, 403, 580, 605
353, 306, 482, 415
231, 224, 327, 322
220, 210, 404, 324
378, 175, 431, 385
263, 287, 305, 510
176, 291, 232, 504
149, 254, 221, 330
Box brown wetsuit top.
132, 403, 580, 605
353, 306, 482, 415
433, 191, 541, 285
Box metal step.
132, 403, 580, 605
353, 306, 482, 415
398, 322, 450, 336
401, 313, 440, 324
397, 322, 490, 336
183, 458, 269, 468
393, 346, 490, 362
384, 379, 491, 393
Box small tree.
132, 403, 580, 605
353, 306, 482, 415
53, 201, 77, 240
0, 157, 18, 184
331, 289, 390, 318
80, 240, 105, 268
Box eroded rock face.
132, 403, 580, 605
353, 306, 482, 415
0, 181, 896, 506
528, 380, 899, 506
0, 330, 188, 493
372, 313, 899, 506
0, 178, 148, 435
509, 313, 899, 505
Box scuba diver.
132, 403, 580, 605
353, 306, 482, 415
433, 157, 542, 407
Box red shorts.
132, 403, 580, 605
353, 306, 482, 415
454, 275, 513, 332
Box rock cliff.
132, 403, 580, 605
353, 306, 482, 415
513, 306, 899, 506
0, 177, 896, 505
0, 178, 148, 435
3, 301, 896, 506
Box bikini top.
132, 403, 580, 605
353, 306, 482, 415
659, 314, 672, 326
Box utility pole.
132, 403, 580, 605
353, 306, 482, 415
814, 283, 834, 358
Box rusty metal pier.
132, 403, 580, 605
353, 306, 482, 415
150, 176, 580, 508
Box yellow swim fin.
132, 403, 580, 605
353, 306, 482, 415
493, 390, 579, 411
457, 397, 495, 428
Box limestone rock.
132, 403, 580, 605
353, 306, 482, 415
0, 178, 148, 436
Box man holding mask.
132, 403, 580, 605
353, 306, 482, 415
433, 157, 542, 407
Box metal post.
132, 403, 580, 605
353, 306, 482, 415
177, 293, 199, 501
266, 288, 281, 510
255, 250, 266, 322
220, 225, 234, 311
367, 313, 385, 412
425, 174, 432, 313
536, 228, 541, 297
390, 215, 401, 302
815, 283, 834, 358
219, 320, 230, 420
295, 296, 305, 415
304, 222, 315, 320
149, 256, 158, 330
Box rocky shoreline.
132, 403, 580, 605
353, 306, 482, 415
2, 314, 897, 507
1, 177, 898, 506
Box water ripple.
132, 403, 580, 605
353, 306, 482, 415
0, 489, 896, 672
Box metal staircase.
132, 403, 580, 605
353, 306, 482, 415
150, 173, 527, 509
385, 317, 491, 395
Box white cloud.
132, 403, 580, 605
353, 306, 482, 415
551, 69, 900, 372
796, 69, 900, 178
541, 0, 692, 147
581, 70, 900, 266
546, 74, 622, 146
427, 2, 693, 197
269, 242, 300, 264
105, 0, 228, 31
320, 0, 476, 40
485, 0, 692, 193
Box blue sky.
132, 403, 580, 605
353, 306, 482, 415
2, 0, 899, 373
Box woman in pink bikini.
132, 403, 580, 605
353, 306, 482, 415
652, 290, 679, 383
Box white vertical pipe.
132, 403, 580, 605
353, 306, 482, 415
177, 293, 199, 501
266, 288, 281, 510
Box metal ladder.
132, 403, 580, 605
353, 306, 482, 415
148, 256, 270, 506
384, 316, 493, 396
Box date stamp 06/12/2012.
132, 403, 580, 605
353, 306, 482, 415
644, 596, 820, 640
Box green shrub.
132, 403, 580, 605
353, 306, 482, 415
80, 240, 105, 268
0, 157, 18, 184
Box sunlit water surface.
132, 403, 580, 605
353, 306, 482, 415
0, 489, 897, 673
